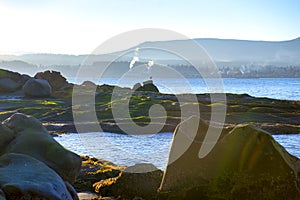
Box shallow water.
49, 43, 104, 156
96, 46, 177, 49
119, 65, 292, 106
55, 132, 300, 169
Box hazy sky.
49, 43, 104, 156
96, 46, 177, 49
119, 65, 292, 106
0, 0, 300, 55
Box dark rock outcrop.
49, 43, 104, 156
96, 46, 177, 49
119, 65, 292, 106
0, 69, 27, 85
35, 70, 69, 91
133, 80, 159, 93
0, 78, 21, 92
159, 116, 300, 199
23, 78, 52, 97
0, 69, 29, 93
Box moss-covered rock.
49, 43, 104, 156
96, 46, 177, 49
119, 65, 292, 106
96, 163, 163, 199
74, 155, 124, 192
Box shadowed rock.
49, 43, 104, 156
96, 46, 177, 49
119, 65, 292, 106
2, 113, 82, 184
159, 116, 300, 199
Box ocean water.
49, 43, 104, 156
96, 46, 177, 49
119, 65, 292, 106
55, 132, 300, 169
57, 78, 300, 169
68, 78, 300, 100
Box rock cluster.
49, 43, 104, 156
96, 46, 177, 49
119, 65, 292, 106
0, 113, 82, 199
0, 69, 74, 98
80, 117, 300, 199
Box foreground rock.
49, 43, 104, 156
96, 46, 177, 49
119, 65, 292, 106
0, 113, 81, 199
23, 78, 52, 97
0, 153, 78, 200
2, 113, 82, 183
159, 116, 300, 199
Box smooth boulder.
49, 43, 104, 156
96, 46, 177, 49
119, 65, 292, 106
159, 116, 300, 199
23, 78, 52, 97
2, 113, 82, 183
0, 153, 78, 200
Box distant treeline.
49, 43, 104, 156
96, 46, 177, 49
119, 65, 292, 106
0, 60, 299, 78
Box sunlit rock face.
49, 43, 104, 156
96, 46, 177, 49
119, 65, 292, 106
159, 116, 300, 199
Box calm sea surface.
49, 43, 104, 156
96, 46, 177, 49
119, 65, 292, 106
57, 78, 300, 169
68, 78, 300, 100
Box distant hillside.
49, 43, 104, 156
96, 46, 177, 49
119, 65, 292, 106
0, 37, 300, 78
135, 37, 300, 65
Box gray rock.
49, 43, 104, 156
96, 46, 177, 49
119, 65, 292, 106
0, 153, 78, 200
23, 78, 52, 97
0, 124, 15, 155
2, 113, 82, 183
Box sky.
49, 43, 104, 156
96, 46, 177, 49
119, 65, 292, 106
0, 0, 300, 55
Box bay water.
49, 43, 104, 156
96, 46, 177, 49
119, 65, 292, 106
57, 78, 300, 169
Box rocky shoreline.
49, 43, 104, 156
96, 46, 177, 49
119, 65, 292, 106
1, 113, 299, 199
1, 68, 300, 199
0, 68, 299, 135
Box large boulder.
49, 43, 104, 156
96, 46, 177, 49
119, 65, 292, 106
34, 70, 69, 91
0, 78, 21, 92
23, 78, 52, 97
96, 163, 163, 199
159, 116, 300, 199
2, 113, 82, 183
0, 153, 78, 200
